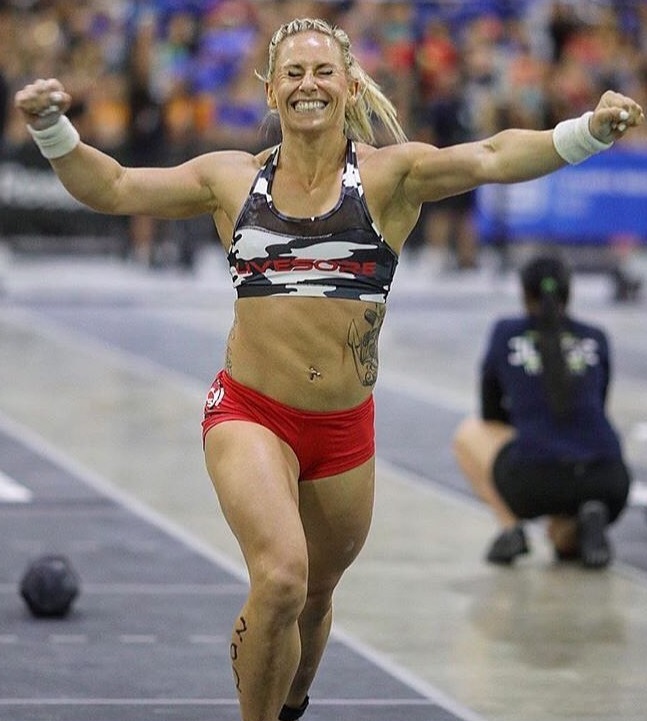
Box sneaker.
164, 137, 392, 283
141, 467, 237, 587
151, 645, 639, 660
486, 525, 529, 565
578, 501, 611, 569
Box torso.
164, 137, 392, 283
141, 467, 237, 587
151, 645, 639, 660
228, 139, 398, 302
208, 138, 409, 411
226, 295, 386, 410
485, 316, 622, 461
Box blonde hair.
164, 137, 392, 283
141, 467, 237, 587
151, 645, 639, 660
258, 17, 407, 145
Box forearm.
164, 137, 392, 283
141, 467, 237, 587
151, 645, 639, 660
50, 142, 127, 214
26, 114, 216, 218
482, 108, 624, 184
28, 115, 126, 214
404, 120, 599, 204
479, 128, 565, 184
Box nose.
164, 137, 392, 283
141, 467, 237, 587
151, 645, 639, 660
299, 71, 317, 92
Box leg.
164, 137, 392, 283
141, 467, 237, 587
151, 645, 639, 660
546, 515, 579, 558
128, 214, 155, 266
283, 458, 375, 711
551, 459, 631, 567
453, 417, 517, 527
204, 421, 305, 721
454, 208, 478, 269
424, 206, 453, 270
453, 417, 529, 564
549, 505, 612, 568
577, 500, 612, 569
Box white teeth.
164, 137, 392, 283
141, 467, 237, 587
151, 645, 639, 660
294, 100, 325, 112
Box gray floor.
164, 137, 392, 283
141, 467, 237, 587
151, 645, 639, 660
1, 244, 646, 721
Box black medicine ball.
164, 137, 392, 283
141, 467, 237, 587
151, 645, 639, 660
20, 554, 80, 618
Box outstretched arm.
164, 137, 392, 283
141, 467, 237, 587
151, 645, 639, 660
14, 78, 231, 219
401, 90, 644, 205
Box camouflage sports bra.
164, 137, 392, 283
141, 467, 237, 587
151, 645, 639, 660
227, 139, 398, 303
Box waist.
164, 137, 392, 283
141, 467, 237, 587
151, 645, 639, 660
221, 370, 374, 419
226, 297, 381, 411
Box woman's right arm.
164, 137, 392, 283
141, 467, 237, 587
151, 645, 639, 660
48, 144, 221, 219
14, 78, 246, 219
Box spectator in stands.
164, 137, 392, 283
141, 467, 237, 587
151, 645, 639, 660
123, 11, 167, 266
0, 66, 7, 151
453, 254, 632, 569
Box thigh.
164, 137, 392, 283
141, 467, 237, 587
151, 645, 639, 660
298, 458, 375, 593
204, 420, 305, 576
454, 417, 516, 484
494, 453, 577, 519
575, 459, 632, 522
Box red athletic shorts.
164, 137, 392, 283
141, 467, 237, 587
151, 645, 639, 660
202, 370, 375, 481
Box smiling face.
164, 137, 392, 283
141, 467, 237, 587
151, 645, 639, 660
266, 31, 352, 136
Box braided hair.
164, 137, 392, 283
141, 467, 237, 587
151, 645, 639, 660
521, 255, 573, 420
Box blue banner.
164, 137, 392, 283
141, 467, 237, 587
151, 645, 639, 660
476, 147, 647, 245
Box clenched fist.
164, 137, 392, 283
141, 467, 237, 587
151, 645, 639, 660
590, 90, 644, 144
14, 78, 72, 130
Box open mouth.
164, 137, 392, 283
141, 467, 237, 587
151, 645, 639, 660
292, 100, 328, 113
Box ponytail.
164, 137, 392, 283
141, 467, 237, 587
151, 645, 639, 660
521, 257, 573, 419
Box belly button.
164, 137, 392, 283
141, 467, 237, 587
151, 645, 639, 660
308, 366, 322, 381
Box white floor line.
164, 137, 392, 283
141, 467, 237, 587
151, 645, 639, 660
0, 696, 447, 707
0, 410, 485, 721
0, 470, 33, 503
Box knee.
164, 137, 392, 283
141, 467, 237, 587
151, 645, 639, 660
302, 580, 336, 621
452, 417, 480, 458
249, 555, 308, 624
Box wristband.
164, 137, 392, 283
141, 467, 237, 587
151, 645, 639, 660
552, 111, 613, 165
27, 115, 80, 159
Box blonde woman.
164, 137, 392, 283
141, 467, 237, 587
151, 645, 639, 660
15, 17, 643, 721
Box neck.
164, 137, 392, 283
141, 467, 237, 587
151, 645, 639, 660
278, 132, 347, 185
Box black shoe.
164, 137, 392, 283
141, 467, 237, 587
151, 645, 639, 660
486, 525, 529, 565
578, 501, 611, 569
279, 695, 309, 721
555, 547, 581, 562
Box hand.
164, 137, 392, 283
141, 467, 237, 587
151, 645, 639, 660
589, 90, 644, 144
14, 78, 72, 130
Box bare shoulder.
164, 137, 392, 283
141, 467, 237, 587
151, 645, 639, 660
189, 148, 267, 189
356, 141, 438, 198
355, 142, 439, 252
183, 146, 274, 217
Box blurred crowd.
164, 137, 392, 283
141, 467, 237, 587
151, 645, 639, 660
1, 0, 647, 268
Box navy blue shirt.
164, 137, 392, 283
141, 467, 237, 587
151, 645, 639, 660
480, 315, 623, 462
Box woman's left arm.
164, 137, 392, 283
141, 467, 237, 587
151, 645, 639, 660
402, 90, 644, 206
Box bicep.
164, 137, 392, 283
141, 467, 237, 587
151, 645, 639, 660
400, 141, 487, 206
114, 160, 217, 218
400, 129, 560, 206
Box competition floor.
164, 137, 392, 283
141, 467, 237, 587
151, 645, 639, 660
1, 244, 646, 721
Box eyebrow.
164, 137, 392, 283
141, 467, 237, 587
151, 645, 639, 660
282, 62, 338, 72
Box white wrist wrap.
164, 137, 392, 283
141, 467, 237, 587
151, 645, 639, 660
27, 115, 80, 159
552, 111, 613, 165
